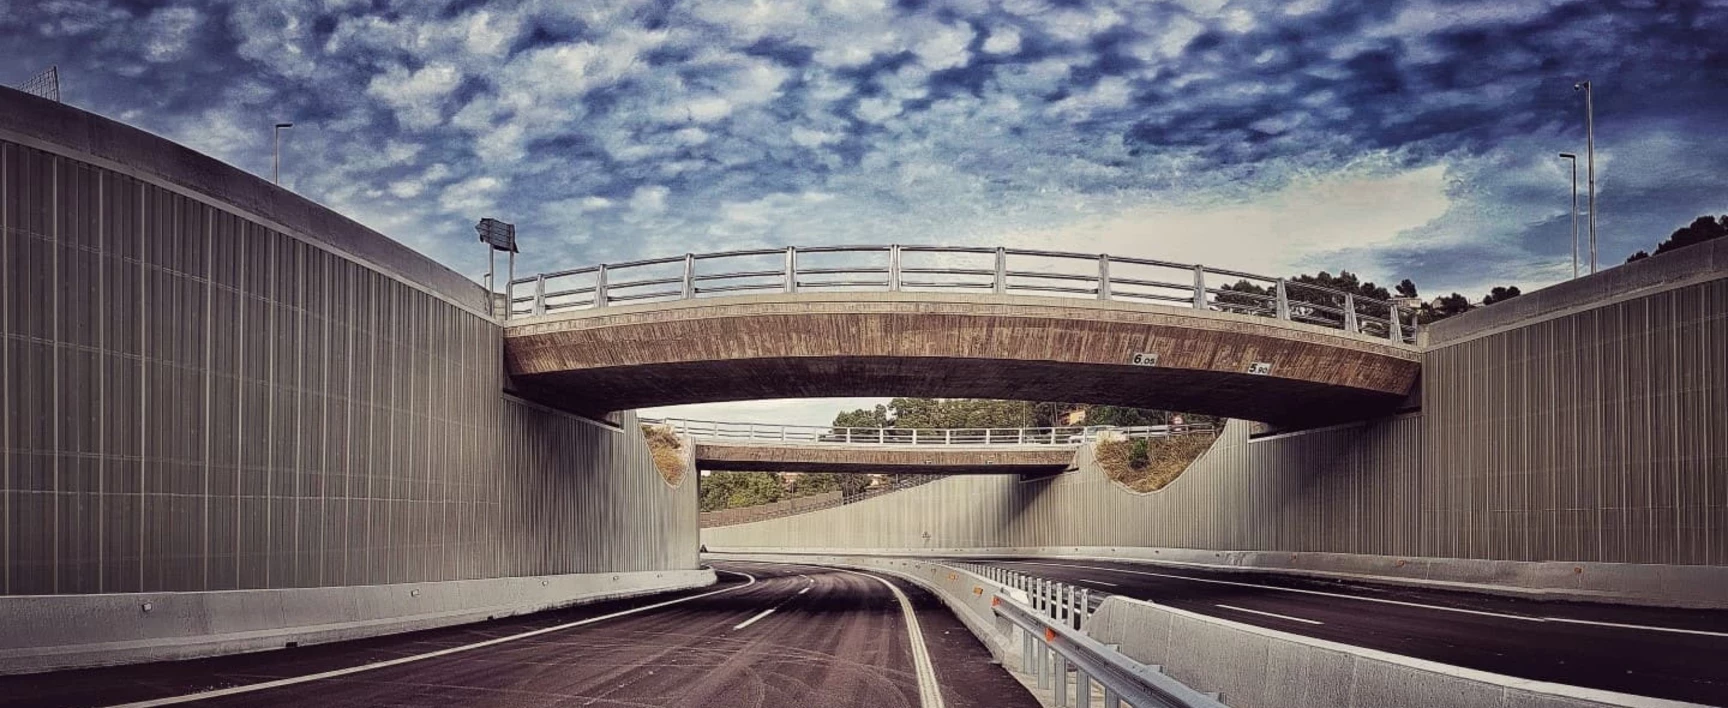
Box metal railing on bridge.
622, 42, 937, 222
505, 245, 1416, 343
642, 417, 1218, 446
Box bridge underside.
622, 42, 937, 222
504, 294, 1422, 427
693, 442, 1076, 475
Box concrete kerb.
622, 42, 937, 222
705, 547, 1728, 610
1087, 595, 1705, 708
0, 569, 716, 675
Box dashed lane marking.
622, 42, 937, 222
1216, 604, 1324, 625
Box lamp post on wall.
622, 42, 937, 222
1559, 152, 1579, 279
273, 122, 294, 185
1572, 81, 1596, 273
476, 218, 518, 318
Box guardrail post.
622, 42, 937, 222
994, 247, 1007, 294
784, 246, 798, 293
913, 428, 920, 444
1343, 292, 1358, 332
1275, 278, 1290, 320
595, 264, 609, 308
1018, 428, 1025, 444
986, 429, 993, 445
889, 244, 902, 291
1055, 655, 1070, 707
945, 429, 951, 444
1192, 266, 1207, 309
1097, 254, 1111, 300
1078, 671, 1092, 708
1103, 689, 1121, 708
1388, 303, 1403, 342
1081, 588, 1091, 625
682, 253, 695, 299
532, 274, 546, 316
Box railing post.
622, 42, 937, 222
1097, 254, 1111, 300
945, 429, 952, 444
985, 429, 993, 444
747, 423, 756, 439
784, 246, 798, 293
1192, 265, 1207, 309
1275, 278, 1290, 320
1018, 428, 1025, 444
994, 246, 1007, 294
780, 425, 787, 441
532, 274, 546, 316
878, 428, 885, 444
913, 428, 920, 445
1343, 293, 1358, 332
681, 253, 695, 299
889, 244, 902, 291
1055, 655, 1069, 707
1389, 303, 1404, 342
595, 264, 609, 308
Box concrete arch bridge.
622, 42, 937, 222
503, 246, 1423, 426
644, 417, 1218, 475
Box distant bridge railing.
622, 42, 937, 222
642, 417, 1218, 446
505, 245, 1416, 343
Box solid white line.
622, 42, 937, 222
1216, 604, 1324, 625
107, 571, 758, 708
733, 608, 777, 630
1001, 561, 1544, 622
1075, 579, 1119, 587
1542, 616, 1728, 638
835, 568, 947, 708
799, 587, 810, 595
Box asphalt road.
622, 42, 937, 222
0, 562, 1037, 708
964, 556, 1728, 705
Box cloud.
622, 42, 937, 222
367, 63, 463, 130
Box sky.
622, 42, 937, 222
5, 0, 1726, 425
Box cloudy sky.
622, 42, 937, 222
5, 0, 1726, 424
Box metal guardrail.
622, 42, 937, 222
642, 418, 1218, 446
505, 245, 1416, 343
953, 562, 1226, 708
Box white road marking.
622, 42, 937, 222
834, 568, 948, 708
106, 571, 759, 708
1075, 579, 1119, 587
1542, 616, 1728, 638
999, 561, 1543, 622
799, 587, 810, 595
733, 608, 777, 630
1216, 604, 1324, 625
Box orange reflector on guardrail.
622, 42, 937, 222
974, 586, 983, 595
1044, 627, 1057, 642
991, 596, 1001, 607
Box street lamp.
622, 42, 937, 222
1559, 152, 1579, 279
273, 122, 293, 185
1572, 81, 1595, 273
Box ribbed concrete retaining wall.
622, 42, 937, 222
706, 246, 1728, 592
0, 87, 699, 666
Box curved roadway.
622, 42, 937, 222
0, 562, 1036, 708
963, 556, 1728, 704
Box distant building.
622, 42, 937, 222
1062, 408, 1088, 425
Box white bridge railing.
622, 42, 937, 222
641, 417, 1217, 446
505, 245, 1416, 343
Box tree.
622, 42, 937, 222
1417, 292, 1473, 324
1482, 285, 1522, 305
832, 404, 890, 429
1395, 279, 1419, 299
698, 472, 783, 511
1627, 215, 1728, 263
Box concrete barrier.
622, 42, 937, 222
705, 546, 1728, 609
0, 569, 715, 674
1086, 596, 1699, 708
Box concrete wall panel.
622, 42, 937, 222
1, 117, 696, 597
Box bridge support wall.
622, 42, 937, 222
705, 243, 1728, 599
0, 90, 699, 670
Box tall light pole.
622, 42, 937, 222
273, 122, 293, 185
1559, 152, 1579, 279
1572, 81, 1596, 273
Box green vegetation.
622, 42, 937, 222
698, 472, 783, 512
832, 398, 1216, 430
1627, 214, 1727, 263
640, 424, 686, 486
1095, 433, 1219, 493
